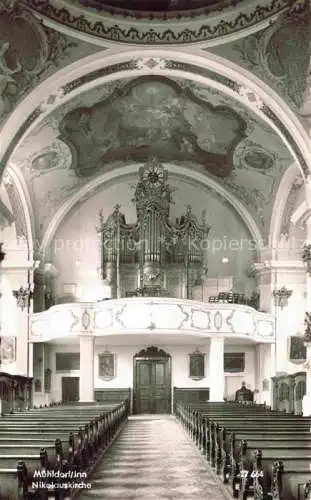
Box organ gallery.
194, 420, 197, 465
98, 158, 210, 299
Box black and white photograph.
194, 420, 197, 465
0, 0, 309, 498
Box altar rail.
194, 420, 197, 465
272, 372, 306, 414
0, 372, 32, 415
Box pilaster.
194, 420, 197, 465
79, 334, 94, 402
209, 336, 224, 402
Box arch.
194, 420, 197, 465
40, 163, 263, 259
268, 162, 301, 257
0, 48, 310, 180
4, 163, 35, 260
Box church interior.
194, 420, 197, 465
0, 0, 311, 498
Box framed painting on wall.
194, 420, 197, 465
289, 336, 306, 364
189, 349, 205, 380
98, 351, 116, 381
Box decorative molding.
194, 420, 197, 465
0, 3, 78, 124
236, 3, 311, 109
30, 298, 275, 341
12, 285, 33, 311
302, 243, 311, 275
1, 49, 310, 216
22, 0, 288, 45
134, 346, 170, 358
272, 286, 292, 308
304, 312, 311, 343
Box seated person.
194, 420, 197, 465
235, 381, 254, 402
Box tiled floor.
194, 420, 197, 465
79, 415, 230, 499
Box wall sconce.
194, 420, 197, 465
272, 286, 292, 309
13, 285, 33, 311
302, 243, 311, 276
304, 312, 311, 343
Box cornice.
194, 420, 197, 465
21, 0, 288, 46
253, 261, 305, 273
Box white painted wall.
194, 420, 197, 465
224, 344, 256, 398
51, 175, 255, 302
44, 340, 256, 402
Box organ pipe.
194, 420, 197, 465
97, 158, 211, 298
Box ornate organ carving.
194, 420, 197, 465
97, 158, 210, 298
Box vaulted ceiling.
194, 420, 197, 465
0, 0, 310, 254
10, 74, 293, 240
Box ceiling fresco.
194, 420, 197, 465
10, 76, 293, 243
0, 1, 101, 125
76, 0, 244, 13
209, 2, 311, 110
59, 76, 246, 178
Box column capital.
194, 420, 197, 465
210, 335, 225, 342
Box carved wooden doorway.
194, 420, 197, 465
61, 377, 79, 402
133, 346, 171, 414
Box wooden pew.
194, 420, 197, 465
175, 401, 311, 500
0, 399, 129, 499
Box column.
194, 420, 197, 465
209, 337, 224, 402
79, 334, 94, 402
303, 342, 311, 416
303, 212, 311, 415
305, 216, 311, 305
255, 343, 274, 406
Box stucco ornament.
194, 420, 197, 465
0, 41, 21, 117
305, 177, 311, 209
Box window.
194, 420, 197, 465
224, 352, 245, 373
56, 353, 80, 371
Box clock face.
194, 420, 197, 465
144, 166, 163, 186
148, 171, 159, 183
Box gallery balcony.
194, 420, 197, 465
30, 297, 275, 344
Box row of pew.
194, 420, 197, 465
0, 400, 130, 499
175, 401, 311, 500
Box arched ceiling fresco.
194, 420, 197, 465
209, 1, 311, 110
0, 0, 309, 255
10, 75, 293, 242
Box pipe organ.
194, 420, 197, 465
97, 158, 210, 298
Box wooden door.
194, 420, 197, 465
133, 347, 171, 414
61, 377, 79, 402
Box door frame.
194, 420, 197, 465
133, 346, 172, 414
61, 376, 79, 402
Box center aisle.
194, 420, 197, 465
79, 415, 230, 499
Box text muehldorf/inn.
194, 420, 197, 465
33, 470, 87, 479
